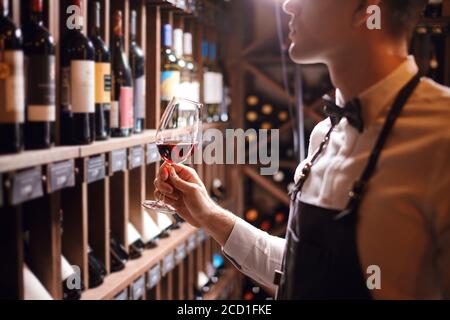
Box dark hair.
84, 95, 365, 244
383, 0, 428, 38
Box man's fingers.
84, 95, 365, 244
154, 178, 174, 195
169, 166, 198, 193
154, 190, 179, 202
159, 163, 170, 181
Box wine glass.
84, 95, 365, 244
142, 97, 203, 215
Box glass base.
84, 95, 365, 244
142, 200, 178, 215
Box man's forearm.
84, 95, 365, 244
199, 205, 237, 247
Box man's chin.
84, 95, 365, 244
288, 43, 322, 65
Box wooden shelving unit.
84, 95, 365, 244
0, 0, 238, 300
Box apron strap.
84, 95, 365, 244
335, 73, 422, 221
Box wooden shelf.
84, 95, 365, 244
79, 130, 157, 158
0, 146, 79, 174
203, 268, 238, 300
82, 223, 198, 300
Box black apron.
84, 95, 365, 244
276, 74, 421, 300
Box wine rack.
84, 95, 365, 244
0, 0, 241, 300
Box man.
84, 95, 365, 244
155, 0, 450, 299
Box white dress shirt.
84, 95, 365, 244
223, 57, 450, 299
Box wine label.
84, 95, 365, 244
95, 62, 112, 104
114, 289, 128, 300
162, 252, 175, 276
85, 155, 106, 184
11, 167, 44, 206
187, 234, 197, 253
134, 75, 146, 119
110, 101, 119, 129
47, 160, 75, 193
146, 143, 160, 164
71, 60, 95, 114
147, 264, 161, 290
23, 264, 53, 300
156, 211, 175, 231
131, 275, 146, 300
27, 55, 56, 122
0, 50, 25, 124
161, 70, 180, 101
203, 71, 216, 104
129, 146, 145, 170
120, 86, 133, 129
109, 149, 127, 175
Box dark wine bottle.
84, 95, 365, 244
23, 0, 55, 150
60, 0, 95, 145
111, 10, 133, 138
89, 1, 111, 141
128, 223, 145, 260
129, 10, 145, 134
88, 246, 107, 288
110, 233, 129, 273
0, 0, 25, 154
61, 255, 83, 300
161, 23, 180, 113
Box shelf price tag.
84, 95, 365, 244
175, 243, 187, 265
187, 234, 197, 253
162, 252, 175, 277
114, 288, 129, 300
147, 143, 160, 164
131, 275, 146, 300
109, 149, 127, 175
196, 229, 207, 245
129, 146, 145, 170
147, 263, 161, 290
47, 160, 75, 193
10, 167, 44, 206
85, 155, 106, 184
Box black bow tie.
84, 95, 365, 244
323, 95, 364, 133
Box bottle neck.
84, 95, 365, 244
90, 5, 101, 37
30, 11, 44, 26
130, 11, 137, 44
1, 0, 8, 17
162, 24, 173, 50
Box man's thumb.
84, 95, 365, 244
169, 166, 196, 193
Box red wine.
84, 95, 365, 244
23, 0, 56, 150
89, 1, 111, 141
130, 10, 145, 134
157, 142, 195, 164
0, 0, 25, 154
60, 0, 95, 145
111, 10, 133, 138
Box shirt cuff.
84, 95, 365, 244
223, 217, 260, 269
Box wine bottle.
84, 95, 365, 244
202, 40, 214, 123
60, 0, 95, 145
88, 245, 107, 288
61, 255, 83, 300
23, 264, 53, 300
425, 0, 443, 18
0, 0, 25, 154
127, 223, 145, 260
161, 23, 180, 113
129, 10, 145, 134
23, 0, 55, 150
208, 42, 223, 123
110, 233, 128, 273
89, 1, 111, 141
111, 10, 133, 138
183, 31, 200, 102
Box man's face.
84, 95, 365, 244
283, 0, 359, 64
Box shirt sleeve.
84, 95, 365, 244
222, 217, 286, 290
427, 134, 450, 299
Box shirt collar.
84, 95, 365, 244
336, 56, 419, 128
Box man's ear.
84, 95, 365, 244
352, 0, 382, 28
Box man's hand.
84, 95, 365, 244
154, 162, 237, 246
